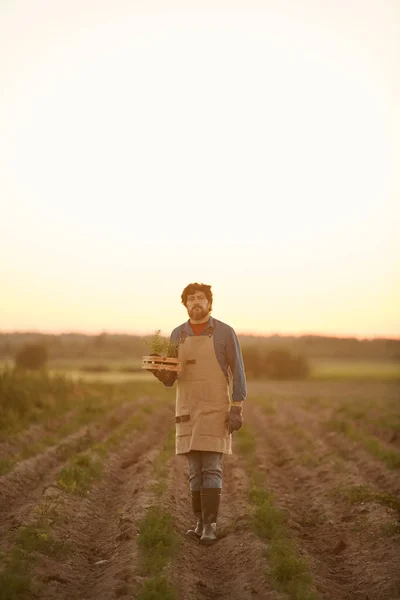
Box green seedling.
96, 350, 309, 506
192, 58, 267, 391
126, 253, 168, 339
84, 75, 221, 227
145, 330, 178, 357
237, 424, 318, 600
138, 507, 180, 575
137, 576, 177, 600
57, 453, 101, 495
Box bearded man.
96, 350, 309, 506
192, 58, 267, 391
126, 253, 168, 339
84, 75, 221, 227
148, 282, 246, 544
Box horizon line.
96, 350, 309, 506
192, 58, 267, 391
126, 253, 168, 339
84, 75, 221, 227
0, 328, 399, 342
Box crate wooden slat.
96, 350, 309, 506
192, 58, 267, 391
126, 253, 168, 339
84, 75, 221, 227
142, 356, 182, 372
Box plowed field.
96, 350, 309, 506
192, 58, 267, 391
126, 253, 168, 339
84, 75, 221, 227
1, 377, 399, 600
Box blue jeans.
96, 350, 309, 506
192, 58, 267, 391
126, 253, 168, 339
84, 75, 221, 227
186, 450, 223, 491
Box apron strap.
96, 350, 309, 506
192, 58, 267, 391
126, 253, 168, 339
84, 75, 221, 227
205, 324, 214, 337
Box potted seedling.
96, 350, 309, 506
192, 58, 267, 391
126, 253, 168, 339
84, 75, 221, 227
142, 330, 181, 372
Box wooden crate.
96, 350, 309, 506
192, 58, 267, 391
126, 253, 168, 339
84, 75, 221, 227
142, 355, 182, 372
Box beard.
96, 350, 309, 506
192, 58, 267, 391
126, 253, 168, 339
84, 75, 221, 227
189, 305, 209, 321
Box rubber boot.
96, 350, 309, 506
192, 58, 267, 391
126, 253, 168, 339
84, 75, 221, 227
186, 491, 202, 538
200, 488, 221, 545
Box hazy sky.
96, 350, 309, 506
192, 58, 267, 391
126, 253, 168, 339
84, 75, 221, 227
1, 0, 399, 338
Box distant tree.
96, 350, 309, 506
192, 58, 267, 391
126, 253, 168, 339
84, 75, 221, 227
93, 332, 107, 347
15, 343, 48, 370
264, 349, 309, 380
242, 345, 265, 379
242, 345, 309, 380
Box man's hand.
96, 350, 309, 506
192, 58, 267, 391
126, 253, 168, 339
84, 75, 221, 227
146, 354, 165, 380
228, 405, 243, 434
146, 352, 162, 379
154, 369, 175, 384
146, 354, 174, 385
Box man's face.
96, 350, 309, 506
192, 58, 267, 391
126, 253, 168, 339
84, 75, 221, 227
186, 291, 210, 321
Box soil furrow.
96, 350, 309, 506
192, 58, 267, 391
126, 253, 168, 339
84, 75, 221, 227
164, 443, 279, 600
0, 408, 79, 462
35, 404, 174, 600
0, 398, 153, 551
251, 380, 400, 452
246, 401, 400, 600
274, 392, 400, 497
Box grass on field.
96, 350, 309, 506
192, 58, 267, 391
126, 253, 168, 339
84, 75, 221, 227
56, 406, 155, 495
338, 484, 400, 514
52, 358, 400, 382
0, 405, 174, 599
2, 357, 399, 383
0, 367, 173, 440
237, 425, 318, 600
326, 417, 400, 469
57, 370, 154, 383
57, 453, 102, 495
0, 546, 36, 600
0, 370, 174, 476
0, 501, 69, 600
136, 428, 178, 600
310, 358, 400, 381
138, 508, 180, 576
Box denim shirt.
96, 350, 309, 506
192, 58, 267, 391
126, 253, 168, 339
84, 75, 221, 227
165, 315, 247, 402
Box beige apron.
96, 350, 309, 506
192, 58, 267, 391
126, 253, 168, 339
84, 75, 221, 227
175, 333, 232, 455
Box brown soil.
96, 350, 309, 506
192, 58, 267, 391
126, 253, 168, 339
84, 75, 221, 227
164, 450, 278, 600
28, 411, 277, 599
244, 382, 400, 600
0, 393, 152, 461
0, 398, 158, 552
35, 405, 174, 600
1, 381, 399, 600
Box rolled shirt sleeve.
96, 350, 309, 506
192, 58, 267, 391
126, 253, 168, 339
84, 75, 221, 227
225, 326, 247, 402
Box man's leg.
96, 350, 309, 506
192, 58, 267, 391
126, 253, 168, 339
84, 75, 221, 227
186, 451, 203, 537
201, 451, 223, 489
200, 452, 223, 544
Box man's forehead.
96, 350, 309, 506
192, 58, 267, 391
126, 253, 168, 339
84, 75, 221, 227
188, 291, 206, 297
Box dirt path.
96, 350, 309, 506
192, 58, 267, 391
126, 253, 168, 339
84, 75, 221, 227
35, 404, 174, 600
245, 400, 400, 600
33, 412, 281, 599
163, 444, 279, 600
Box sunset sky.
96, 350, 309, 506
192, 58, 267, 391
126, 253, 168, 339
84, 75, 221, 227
1, 0, 399, 339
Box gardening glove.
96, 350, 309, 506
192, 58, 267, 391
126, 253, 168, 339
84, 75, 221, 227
228, 405, 243, 434
157, 370, 176, 385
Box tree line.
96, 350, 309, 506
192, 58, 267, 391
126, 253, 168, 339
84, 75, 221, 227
0, 331, 398, 361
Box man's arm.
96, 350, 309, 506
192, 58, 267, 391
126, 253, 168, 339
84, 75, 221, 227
225, 326, 246, 433
225, 326, 247, 402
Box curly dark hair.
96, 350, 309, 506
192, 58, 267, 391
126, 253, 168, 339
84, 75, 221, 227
181, 283, 213, 310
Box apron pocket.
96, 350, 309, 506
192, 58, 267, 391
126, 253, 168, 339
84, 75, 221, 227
175, 406, 192, 437
198, 405, 229, 438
